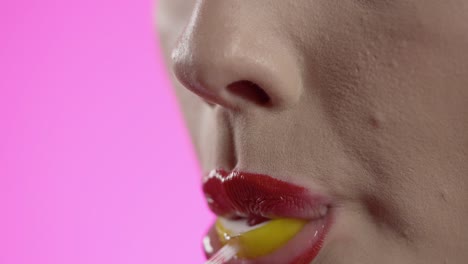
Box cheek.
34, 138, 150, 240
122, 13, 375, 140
301, 0, 468, 170
297, 0, 468, 240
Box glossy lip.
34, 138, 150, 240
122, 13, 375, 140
202, 169, 334, 263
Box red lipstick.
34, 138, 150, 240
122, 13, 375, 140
202, 169, 333, 264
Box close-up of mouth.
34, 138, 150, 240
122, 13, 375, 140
4, 0, 468, 263
202, 170, 334, 264
156, 0, 468, 263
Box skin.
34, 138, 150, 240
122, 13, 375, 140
156, 1, 468, 263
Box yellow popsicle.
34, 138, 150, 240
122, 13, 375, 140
215, 218, 307, 259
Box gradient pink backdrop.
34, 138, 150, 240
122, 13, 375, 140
0, 0, 212, 263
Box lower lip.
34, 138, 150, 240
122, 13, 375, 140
204, 213, 333, 264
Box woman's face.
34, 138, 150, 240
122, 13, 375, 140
157, 1, 468, 263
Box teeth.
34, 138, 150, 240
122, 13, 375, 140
203, 236, 214, 254
218, 205, 328, 235
218, 217, 270, 237
319, 205, 328, 217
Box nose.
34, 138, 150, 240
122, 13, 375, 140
171, 1, 303, 110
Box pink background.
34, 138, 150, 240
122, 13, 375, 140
0, 0, 212, 263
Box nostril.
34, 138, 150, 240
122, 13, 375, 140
226, 80, 271, 106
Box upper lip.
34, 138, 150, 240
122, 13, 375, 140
202, 169, 330, 221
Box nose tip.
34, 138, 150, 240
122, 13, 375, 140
171, 1, 303, 111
